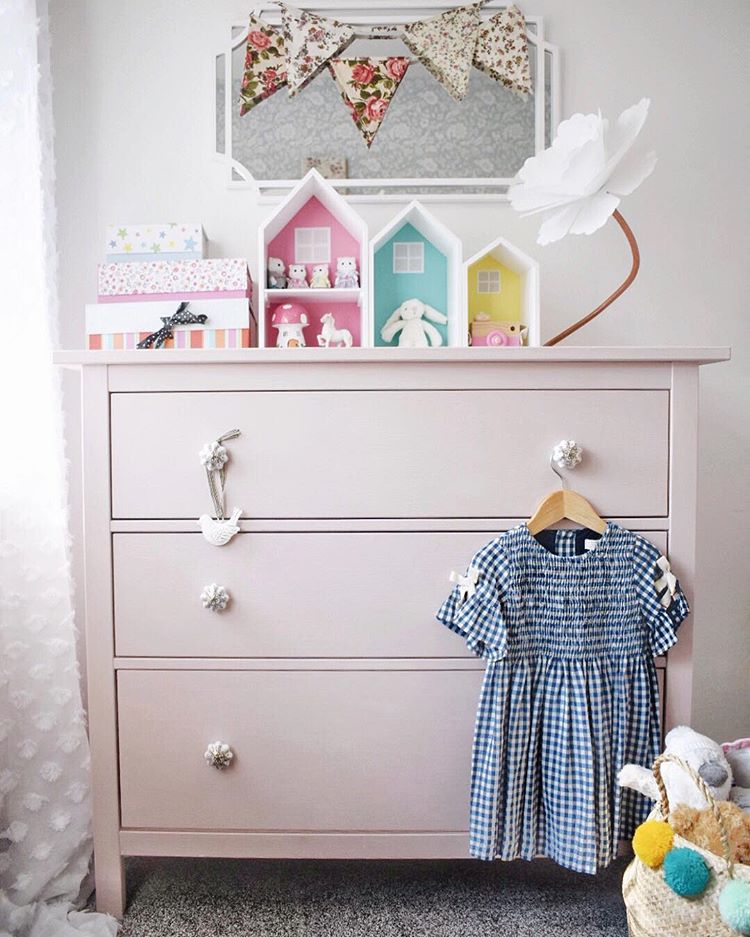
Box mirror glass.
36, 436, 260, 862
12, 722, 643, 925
215, 7, 558, 195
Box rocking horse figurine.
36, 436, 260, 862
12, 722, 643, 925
317, 312, 353, 348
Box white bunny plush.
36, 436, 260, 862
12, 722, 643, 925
618, 725, 734, 810
380, 298, 448, 348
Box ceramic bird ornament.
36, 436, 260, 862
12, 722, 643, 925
198, 507, 242, 547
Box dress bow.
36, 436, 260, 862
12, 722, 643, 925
655, 555, 677, 608
449, 566, 480, 603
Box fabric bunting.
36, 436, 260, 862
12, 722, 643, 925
402, 2, 486, 101
239, 14, 288, 115
279, 2, 355, 96
328, 57, 410, 148
473, 4, 531, 96
238, 1, 533, 140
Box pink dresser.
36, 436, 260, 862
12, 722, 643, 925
56, 346, 728, 917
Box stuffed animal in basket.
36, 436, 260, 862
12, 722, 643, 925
725, 739, 750, 810
671, 800, 750, 865
380, 298, 448, 348
618, 726, 734, 810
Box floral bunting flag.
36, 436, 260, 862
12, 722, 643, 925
473, 4, 531, 95
239, 14, 288, 116
402, 2, 485, 101
279, 2, 355, 96
328, 58, 410, 148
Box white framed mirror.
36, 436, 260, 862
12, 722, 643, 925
214, 2, 559, 201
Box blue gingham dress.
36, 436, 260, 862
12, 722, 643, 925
437, 522, 689, 874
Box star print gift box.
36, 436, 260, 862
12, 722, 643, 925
104, 223, 206, 263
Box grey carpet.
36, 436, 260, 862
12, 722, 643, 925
118, 856, 630, 936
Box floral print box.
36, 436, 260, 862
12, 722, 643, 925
97, 258, 252, 303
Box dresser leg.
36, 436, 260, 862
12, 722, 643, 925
94, 854, 125, 919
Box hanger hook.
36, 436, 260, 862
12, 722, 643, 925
550, 457, 569, 490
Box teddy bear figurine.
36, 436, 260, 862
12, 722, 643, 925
267, 256, 287, 289
380, 297, 448, 348
287, 264, 308, 289
309, 264, 331, 289
334, 256, 358, 289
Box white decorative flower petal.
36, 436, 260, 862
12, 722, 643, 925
537, 204, 581, 246
510, 99, 654, 243
554, 111, 602, 153
569, 192, 621, 237
606, 148, 657, 197
607, 97, 651, 160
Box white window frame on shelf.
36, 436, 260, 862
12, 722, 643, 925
393, 241, 424, 274
295, 227, 331, 264
477, 269, 502, 293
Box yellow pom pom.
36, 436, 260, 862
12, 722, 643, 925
633, 820, 674, 869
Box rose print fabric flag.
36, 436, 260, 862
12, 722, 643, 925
239, 14, 288, 115
328, 58, 410, 148
473, 4, 531, 95
402, 2, 485, 101
279, 2, 354, 96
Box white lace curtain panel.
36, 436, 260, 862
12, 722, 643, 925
0, 1, 116, 934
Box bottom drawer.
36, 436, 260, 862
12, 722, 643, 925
118, 668, 482, 832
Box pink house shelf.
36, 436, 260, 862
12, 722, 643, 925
257, 169, 368, 348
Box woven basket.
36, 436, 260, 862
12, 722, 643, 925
622, 754, 750, 936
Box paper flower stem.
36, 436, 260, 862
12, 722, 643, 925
544, 210, 641, 347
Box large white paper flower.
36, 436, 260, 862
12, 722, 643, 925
509, 98, 657, 245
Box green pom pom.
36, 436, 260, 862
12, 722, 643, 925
719, 880, 750, 934
663, 847, 710, 897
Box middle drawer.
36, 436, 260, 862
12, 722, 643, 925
113, 531, 489, 658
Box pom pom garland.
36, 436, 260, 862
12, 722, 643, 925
663, 847, 710, 897
633, 820, 674, 869
719, 880, 750, 934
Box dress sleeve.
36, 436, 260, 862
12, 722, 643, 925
436, 541, 509, 661
633, 535, 690, 656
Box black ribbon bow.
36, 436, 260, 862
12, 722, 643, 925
136, 302, 208, 349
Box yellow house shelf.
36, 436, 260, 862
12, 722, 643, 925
463, 236, 540, 346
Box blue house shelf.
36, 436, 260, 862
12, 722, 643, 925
369, 202, 463, 348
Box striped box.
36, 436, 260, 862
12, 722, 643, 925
85, 299, 255, 350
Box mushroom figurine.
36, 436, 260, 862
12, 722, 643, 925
271, 303, 310, 348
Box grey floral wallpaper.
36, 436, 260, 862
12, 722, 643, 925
217, 39, 548, 191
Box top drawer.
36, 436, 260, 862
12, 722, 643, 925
110, 390, 669, 519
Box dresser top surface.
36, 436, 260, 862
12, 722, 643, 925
54, 346, 731, 367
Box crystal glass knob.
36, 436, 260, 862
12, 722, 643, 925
201, 583, 230, 612
204, 741, 234, 770
552, 440, 583, 470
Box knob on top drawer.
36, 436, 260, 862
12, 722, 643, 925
110, 389, 669, 520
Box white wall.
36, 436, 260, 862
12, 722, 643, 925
50, 0, 750, 738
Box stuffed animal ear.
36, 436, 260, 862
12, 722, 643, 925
421, 303, 449, 325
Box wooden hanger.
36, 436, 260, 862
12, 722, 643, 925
527, 459, 607, 535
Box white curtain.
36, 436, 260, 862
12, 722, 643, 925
0, 1, 117, 934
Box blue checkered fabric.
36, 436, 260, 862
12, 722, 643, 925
437, 522, 689, 874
